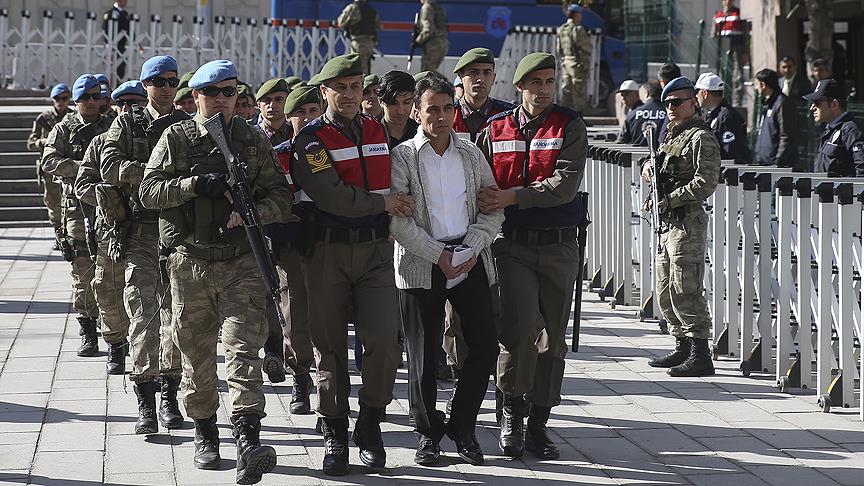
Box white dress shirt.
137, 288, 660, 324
417, 131, 470, 241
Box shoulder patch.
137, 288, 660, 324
491, 98, 515, 112
852, 142, 863, 153
721, 131, 735, 143
487, 110, 514, 123
306, 148, 332, 174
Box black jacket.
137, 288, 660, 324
813, 112, 864, 176
705, 100, 750, 164
618, 99, 665, 147
754, 92, 798, 168
781, 74, 812, 99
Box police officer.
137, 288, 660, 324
618, 80, 665, 147
291, 53, 413, 475
452, 48, 514, 143
616, 79, 642, 123
557, 3, 592, 113
476, 53, 587, 460
28, 83, 72, 244
754, 68, 798, 168
804, 79, 864, 176
140, 59, 292, 484
73, 80, 145, 377
43, 74, 114, 358
101, 55, 187, 436
337, 0, 380, 75
416, 0, 449, 73
642, 77, 720, 378
695, 73, 751, 164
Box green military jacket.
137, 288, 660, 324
416, 0, 447, 45
557, 19, 592, 65
42, 112, 113, 193
657, 116, 721, 210
28, 107, 72, 171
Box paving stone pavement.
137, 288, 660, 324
1, 226, 863, 485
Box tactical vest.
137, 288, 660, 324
273, 139, 297, 194
557, 22, 585, 59
63, 114, 109, 206
453, 98, 511, 142
349, 1, 377, 37
659, 119, 710, 198
488, 107, 583, 231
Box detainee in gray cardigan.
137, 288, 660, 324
390, 74, 504, 467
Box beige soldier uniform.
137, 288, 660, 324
557, 16, 592, 113
337, 0, 381, 74
28, 107, 71, 232
42, 111, 112, 356
416, 0, 449, 73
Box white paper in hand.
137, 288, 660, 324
446, 245, 473, 289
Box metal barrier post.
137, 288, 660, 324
720, 167, 740, 357
755, 173, 774, 373
774, 177, 795, 390
794, 178, 814, 390
834, 183, 855, 409
738, 172, 757, 371
814, 182, 835, 408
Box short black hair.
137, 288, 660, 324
376, 70, 416, 105
756, 68, 780, 91
779, 55, 796, 65
413, 74, 454, 108
812, 58, 831, 69
642, 80, 661, 101
657, 63, 681, 83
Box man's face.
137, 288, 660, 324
459, 63, 496, 101
779, 60, 795, 79
722, 0, 732, 9
235, 95, 256, 119
810, 98, 841, 124
362, 85, 382, 115
115, 95, 147, 114
517, 68, 556, 112
258, 91, 288, 125
116, 0, 128, 7
175, 96, 196, 114
619, 90, 640, 108
144, 71, 178, 107
383, 91, 414, 126
288, 103, 322, 134
75, 86, 103, 119
572, 12, 582, 23
192, 79, 238, 119
664, 89, 696, 123
811, 64, 831, 81
756, 79, 769, 96
321, 75, 363, 118
415, 89, 455, 140
52, 93, 70, 112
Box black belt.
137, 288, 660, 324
505, 227, 578, 246
315, 226, 388, 244
176, 243, 248, 261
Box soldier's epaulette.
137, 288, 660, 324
358, 113, 380, 124
491, 98, 515, 112
552, 105, 582, 121
487, 109, 514, 123
273, 139, 293, 154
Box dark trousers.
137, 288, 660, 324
399, 261, 499, 443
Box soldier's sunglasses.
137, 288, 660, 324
146, 76, 181, 88
77, 92, 102, 101
199, 86, 238, 98
115, 99, 141, 107
662, 97, 692, 108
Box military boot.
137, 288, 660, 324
106, 340, 126, 375
499, 393, 525, 458
158, 374, 184, 429
668, 338, 716, 377
76, 317, 99, 357
289, 372, 312, 415
262, 352, 286, 384
352, 404, 386, 470
525, 404, 559, 460
321, 417, 349, 476
233, 415, 277, 485
133, 381, 158, 434
648, 337, 690, 368
193, 414, 221, 470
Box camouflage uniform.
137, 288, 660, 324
337, 0, 380, 74
416, 0, 449, 73
556, 19, 593, 113
139, 114, 293, 420
27, 107, 71, 229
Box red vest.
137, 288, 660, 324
714, 7, 744, 37
453, 98, 510, 142
273, 140, 296, 193
488, 110, 569, 189
312, 115, 391, 193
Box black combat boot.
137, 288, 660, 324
106, 340, 126, 375
668, 338, 716, 377
321, 417, 349, 476
133, 381, 158, 435
352, 404, 386, 470
289, 372, 312, 415
158, 374, 184, 429
648, 337, 690, 368
525, 404, 559, 459
262, 352, 286, 384
193, 414, 221, 470
76, 317, 99, 357
499, 393, 525, 458
233, 415, 277, 484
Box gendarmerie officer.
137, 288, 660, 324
804, 79, 864, 176
695, 73, 751, 164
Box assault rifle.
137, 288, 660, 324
202, 113, 288, 328
407, 12, 420, 71
643, 124, 664, 254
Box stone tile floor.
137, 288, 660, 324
1, 227, 863, 485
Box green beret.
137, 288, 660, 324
363, 74, 380, 91
173, 87, 193, 103
237, 84, 252, 98
317, 54, 364, 84
513, 52, 557, 84
178, 71, 195, 90
292, 81, 309, 90
307, 74, 322, 87
284, 85, 321, 115
255, 78, 290, 101
283, 76, 303, 89
414, 71, 433, 82
453, 48, 495, 74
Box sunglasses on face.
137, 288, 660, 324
146, 76, 180, 88
662, 97, 692, 108
115, 99, 141, 107
53, 96, 70, 102
77, 92, 102, 101
199, 86, 237, 98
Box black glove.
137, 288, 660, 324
195, 173, 230, 199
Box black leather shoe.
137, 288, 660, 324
648, 337, 690, 368
499, 394, 525, 458
414, 438, 441, 465
193, 415, 221, 470
445, 422, 484, 466
321, 417, 349, 476
351, 404, 386, 470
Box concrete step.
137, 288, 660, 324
0, 88, 50, 98
0, 206, 48, 222
0, 153, 39, 166
0, 194, 44, 207
0, 116, 39, 129
0, 179, 41, 193
0, 97, 51, 106
1, 166, 39, 179
0, 140, 28, 152
0, 128, 32, 141
0, 220, 52, 228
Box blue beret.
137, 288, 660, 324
95, 74, 109, 85
50, 83, 70, 98
72, 74, 101, 101
140, 55, 178, 81
111, 80, 146, 100
189, 60, 238, 89
568, 3, 583, 14
661, 76, 695, 101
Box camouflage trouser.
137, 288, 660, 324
66, 215, 98, 319
421, 37, 449, 73
167, 251, 269, 420
92, 238, 129, 344
494, 238, 579, 408
125, 230, 181, 382
561, 57, 589, 113
655, 209, 712, 340
41, 172, 63, 228
350, 35, 375, 74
